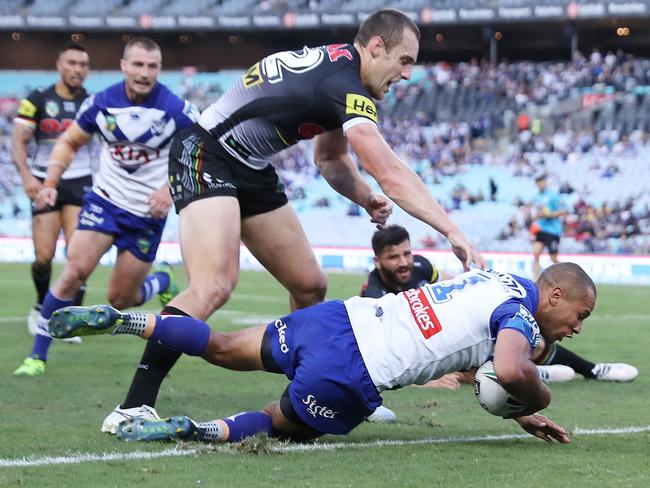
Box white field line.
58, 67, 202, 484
2, 425, 649, 468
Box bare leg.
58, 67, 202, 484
167, 196, 242, 320
242, 203, 327, 311
106, 251, 153, 309
532, 241, 544, 280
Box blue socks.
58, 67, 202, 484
149, 315, 210, 356
137, 271, 171, 305
224, 412, 274, 442
30, 290, 74, 361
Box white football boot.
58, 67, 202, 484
366, 405, 397, 423
591, 363, 638, 382
27, 304, 41, 336
101, 404, 161, 434
537, 364, 576, 383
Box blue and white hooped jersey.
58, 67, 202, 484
76, 82, 198, 217
345, 269, 541, 392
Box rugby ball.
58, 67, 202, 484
473, 360, 527, 418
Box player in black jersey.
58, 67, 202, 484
12, 43, 92, 365
362, 225, 444, 298
110, 9, 485, 429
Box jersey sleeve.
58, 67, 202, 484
414, 255, 439, 284
361, 270, 386, 298
179, 100, 199, 127
75, 94, 99, 133
315, 66, 378, 133
14, 90, 42, 128
489, 300, 541, 352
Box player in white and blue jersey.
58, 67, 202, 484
50, 262, 596, 444
14, 37, 197, 377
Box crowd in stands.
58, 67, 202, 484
1, 49, 649, 253
386, 48, 650, 115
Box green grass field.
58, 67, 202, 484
1, 262, 648, 487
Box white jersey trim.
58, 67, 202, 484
13, 117, 36, 129
342, 117, 376, 134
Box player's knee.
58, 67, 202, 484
292, 271, 327, 307
202, 331, 233, 366
32, 257, 52, 271
196, 281, 236, 312
59, 260, 90, 287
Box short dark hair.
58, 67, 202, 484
371, 225, 410, 256
354, 8, 420, 52
58, 42, 88, 57
123, 36, 161, 59
538, 262, 597, 300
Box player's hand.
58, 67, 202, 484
34, 187, 57, 210
364, 192, 393, 228
447, 229, 487, 271
21, 174, 43, 201
514, 413, 570, 444
419, 373, 462, 390
149, 186, 173, 219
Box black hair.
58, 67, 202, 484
371, 225, 410, 256
58, 42, 88, 57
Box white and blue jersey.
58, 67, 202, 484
76, 81, 197, 217
265, 269, 540, 435
533, 189, 564, 236
347, 269, 540, 392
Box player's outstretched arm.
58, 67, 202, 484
34, 122, 93, 209
345, 123, 485, 270
314, 129, 393, 227
515, 413, 570, 444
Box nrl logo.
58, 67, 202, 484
45, 100, 59, 117
105, 115, 117, 132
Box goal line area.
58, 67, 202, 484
2, 424, 649, 468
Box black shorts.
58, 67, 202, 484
535, 230, 561, 254
32, 174, 92, 216
168, 125, 288, 218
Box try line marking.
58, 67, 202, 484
2, 425, 649, 468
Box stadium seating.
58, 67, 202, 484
1, 52, 648, 253
26, 0, 72, 15
69, 0, 123, 16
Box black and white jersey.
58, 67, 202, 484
199, 44, 378, 170
362, 255, 440, 298
14, 84, 92, 179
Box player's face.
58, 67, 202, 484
121, 45, 162, 102
541, 289, 595, 343
375, 240, 414, 288
57, 49, 89, 91
365, 28, 418, 100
